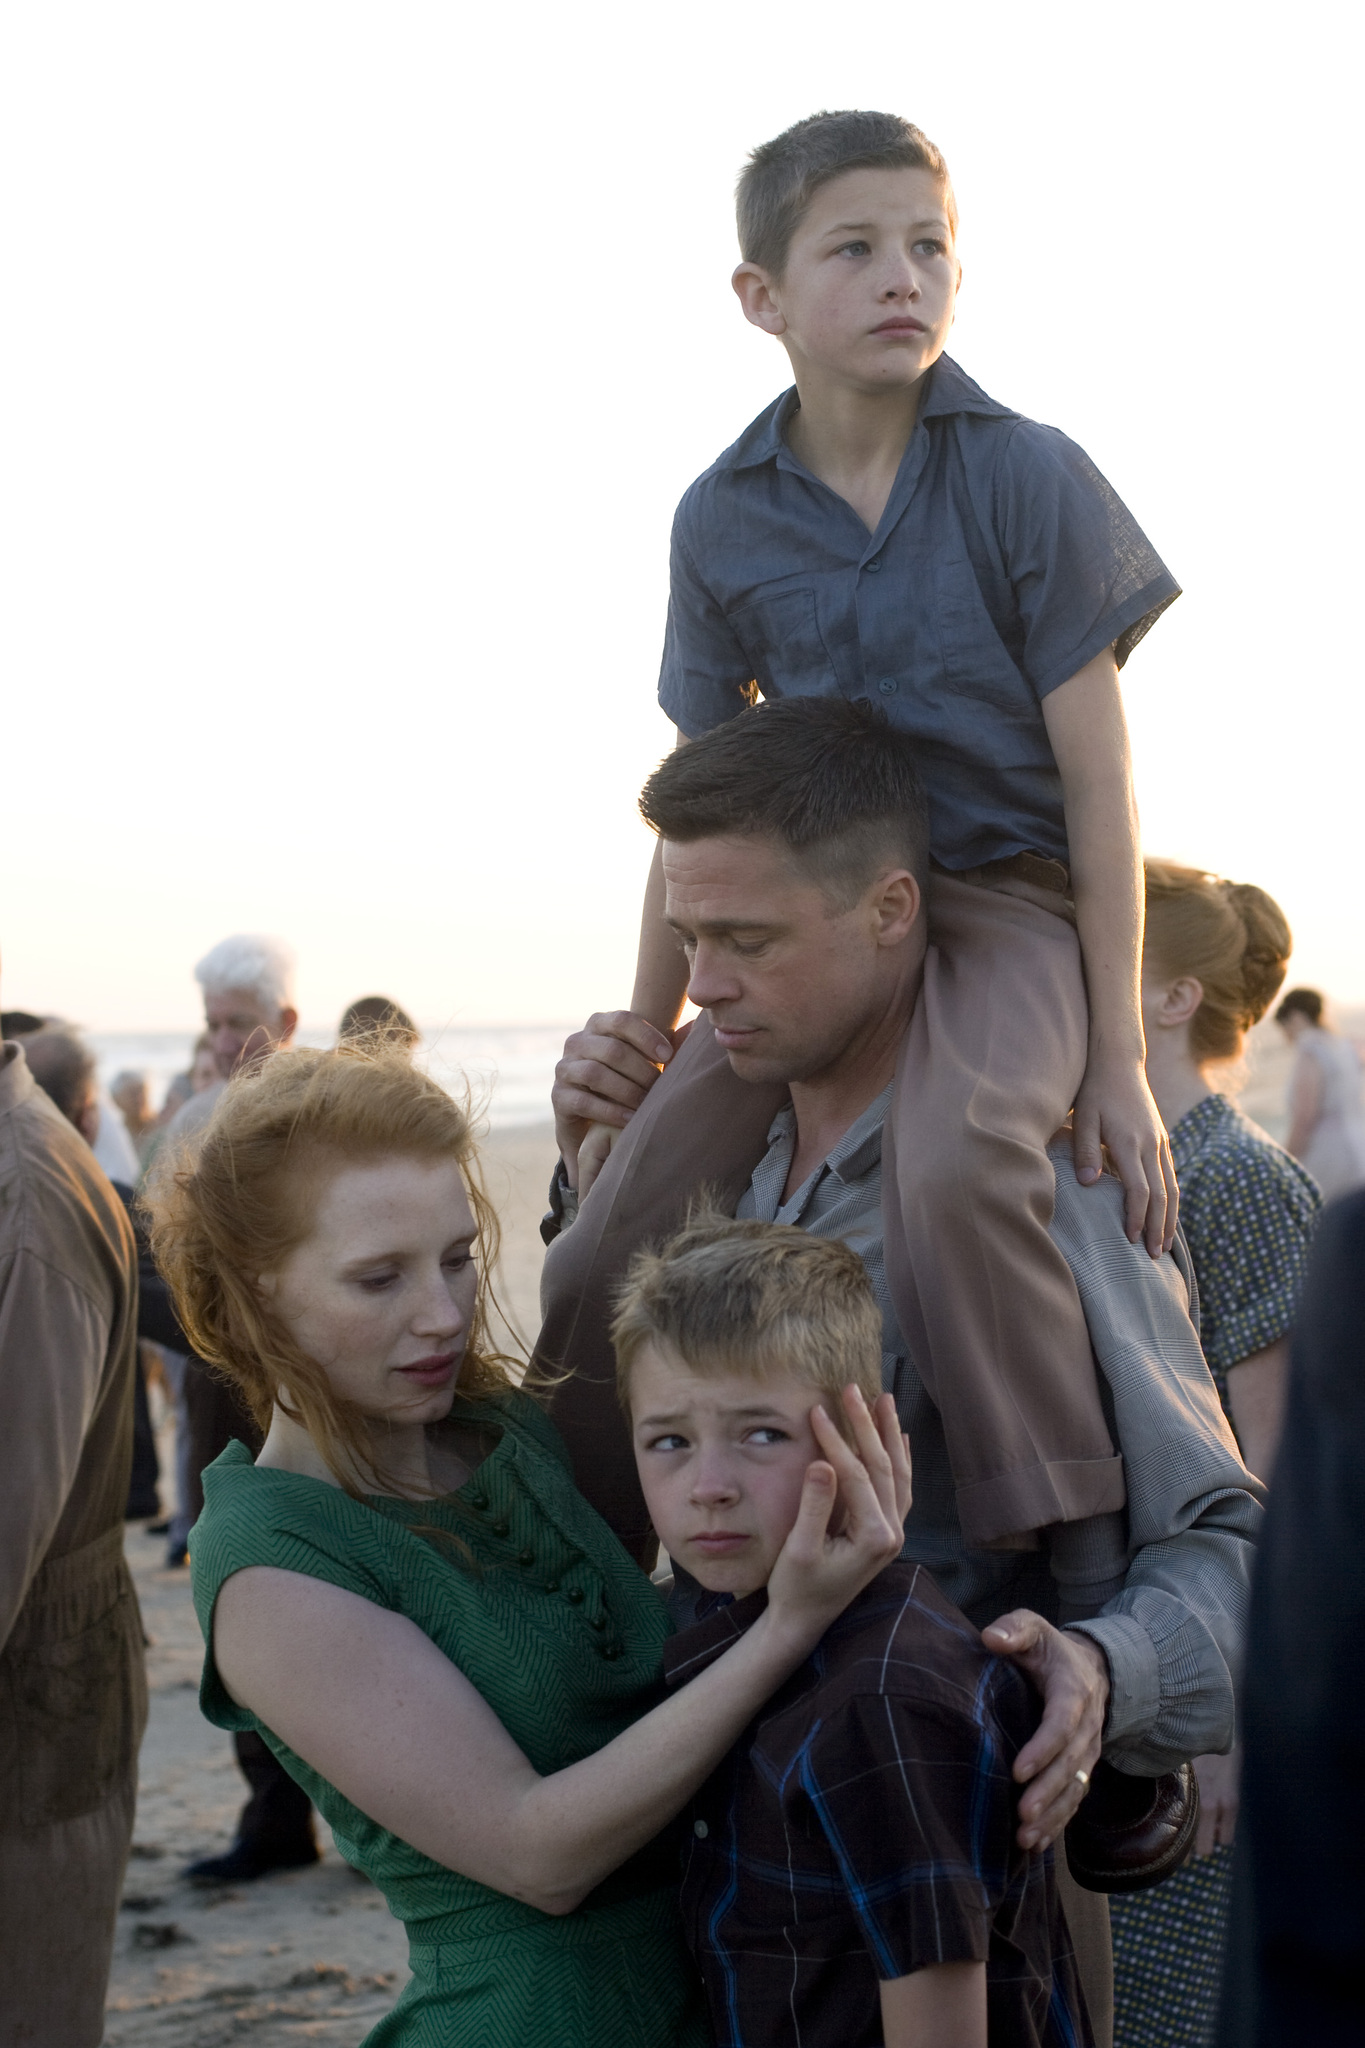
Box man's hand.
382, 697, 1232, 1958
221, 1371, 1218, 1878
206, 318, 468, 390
1072, 1052, 1177, 1256
551, 1011, 675, 1185
980, 1610, 1109, 1849
1192, 1748, 1240, 1857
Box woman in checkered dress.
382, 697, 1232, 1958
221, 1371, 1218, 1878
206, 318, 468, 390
1109, 862, 1322, 2048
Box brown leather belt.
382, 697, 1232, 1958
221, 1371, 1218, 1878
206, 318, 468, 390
933, 852, 1072, 895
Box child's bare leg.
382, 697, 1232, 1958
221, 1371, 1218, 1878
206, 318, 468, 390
883, 873, 1124, 1548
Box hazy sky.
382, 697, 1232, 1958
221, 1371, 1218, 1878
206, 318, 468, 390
4, 0, 1360, 1030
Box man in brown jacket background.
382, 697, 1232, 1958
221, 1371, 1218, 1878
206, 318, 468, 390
0, 1025, 147, 2046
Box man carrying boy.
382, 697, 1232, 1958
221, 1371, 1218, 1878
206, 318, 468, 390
594, 108, 1182, 1566
615, 1213, 1092, 2048
540, 699, 1260, 2037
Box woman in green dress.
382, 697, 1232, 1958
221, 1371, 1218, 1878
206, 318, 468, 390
148, 1042, 908, 2048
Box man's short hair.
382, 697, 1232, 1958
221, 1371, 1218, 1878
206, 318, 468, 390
21, 1025, 98, 1128
738, 110, 956, 279
640, 698, 929, 904
194, 934, 296, 1016
611, 1211, 883, 1440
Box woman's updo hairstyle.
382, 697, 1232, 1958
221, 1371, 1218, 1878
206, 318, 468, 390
145, 1042, 521, 1497
1144, 859, 1293, 1064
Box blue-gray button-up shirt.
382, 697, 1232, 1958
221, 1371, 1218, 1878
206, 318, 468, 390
658, 356, 1180, 870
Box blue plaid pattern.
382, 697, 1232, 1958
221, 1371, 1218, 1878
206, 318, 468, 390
664, 1563, 1092, 2048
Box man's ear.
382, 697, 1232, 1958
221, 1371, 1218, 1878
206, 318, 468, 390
732, 262, 787, 337
873, 871, 922, 944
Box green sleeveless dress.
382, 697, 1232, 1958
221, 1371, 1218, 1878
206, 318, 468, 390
189, 1390, 707, 2048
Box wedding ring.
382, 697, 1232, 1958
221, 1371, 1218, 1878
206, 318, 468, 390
1074, 1769, 1090, 1789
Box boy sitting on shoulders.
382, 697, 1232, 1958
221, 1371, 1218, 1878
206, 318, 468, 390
614, 1214, 1091, 2048
575, 108, 1185, 1561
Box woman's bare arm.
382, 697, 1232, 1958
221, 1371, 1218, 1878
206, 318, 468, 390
215, 1395, 908, 1915
879, 1961, 986, 2048
1225, 1337, 1290, 1482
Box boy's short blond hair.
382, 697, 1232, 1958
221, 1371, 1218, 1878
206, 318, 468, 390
611, 1213, 883, 1440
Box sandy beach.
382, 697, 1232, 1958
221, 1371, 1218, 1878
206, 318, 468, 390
104, 1122, 560, 2048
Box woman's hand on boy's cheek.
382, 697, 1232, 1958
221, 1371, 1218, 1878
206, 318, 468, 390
979, 1610, 1109, 1849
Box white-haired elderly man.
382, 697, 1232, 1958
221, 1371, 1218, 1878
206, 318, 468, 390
162, 935, 319, 1885
162, 932, 299, 1149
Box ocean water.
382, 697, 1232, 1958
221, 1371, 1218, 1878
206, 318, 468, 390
91, 1024, 570, 1130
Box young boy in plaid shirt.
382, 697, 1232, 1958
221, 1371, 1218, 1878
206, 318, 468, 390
615, 1214, 1091, 2048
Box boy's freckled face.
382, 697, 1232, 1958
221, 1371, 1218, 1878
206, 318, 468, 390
629, 1342, 827, 1598
738, 165, 960, 394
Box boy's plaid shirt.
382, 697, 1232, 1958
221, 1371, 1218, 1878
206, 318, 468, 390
663, 1563, 1092, 2048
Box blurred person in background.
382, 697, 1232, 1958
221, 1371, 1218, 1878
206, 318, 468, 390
1275, 987, 1365, 1199
1216, 1188, 1365, 2046
1110, 865, 1322, 2048
338, 993, 420, 1051
110, 1068, 156, 1152
22, 1026, 177, 1521
156, 934, 317, 1884
0, 1003, 146, 2046
163, 934, 299, 1149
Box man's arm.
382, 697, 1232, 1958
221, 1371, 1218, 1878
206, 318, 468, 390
0, 1251, 111, 1652
1042, 649, 1177, 1256
1048, 1159, 1263, 1773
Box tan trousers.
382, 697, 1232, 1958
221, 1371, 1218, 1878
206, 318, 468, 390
1055, 1856, 1114, 2048
0, 1773, 136, 2048
882, 872, 1124, 1546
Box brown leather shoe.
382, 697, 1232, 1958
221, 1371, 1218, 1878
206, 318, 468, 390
1064, 1759, 1200, 1893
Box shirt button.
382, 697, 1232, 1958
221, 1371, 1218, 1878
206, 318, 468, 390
864, 559, 882, 573
491, 1520, 509, 1538
468, 1493, 488, 1511
693, 1819, 709, 1838
517, 1548, 535, 1568
588, 1613, 607, 1632
601, 1643, 622, 1661
544, 1579, 560, 1594
878, 677, 899, 696
565, 1587, 585, 1605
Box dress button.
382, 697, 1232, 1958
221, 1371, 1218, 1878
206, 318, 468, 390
544, 1579, 560, 1593
588, 1614, 606, 1632
693, 1819, 709, 1838
491, 1520, 509, 1537
864, 558, 882, 573
565, 1587, 585, 1605
601, 1643, 622, 1661
468, 1493, 488, 1511
517, 1548, 535, 1567
878, 676, 899, 696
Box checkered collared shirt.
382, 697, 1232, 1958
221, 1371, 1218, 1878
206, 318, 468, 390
664, 1562, 1091, 2048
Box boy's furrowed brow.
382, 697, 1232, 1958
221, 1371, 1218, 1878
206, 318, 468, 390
635, 1402, 796, 1428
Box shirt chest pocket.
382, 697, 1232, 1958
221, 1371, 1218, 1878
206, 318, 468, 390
727, 588, 840, 701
